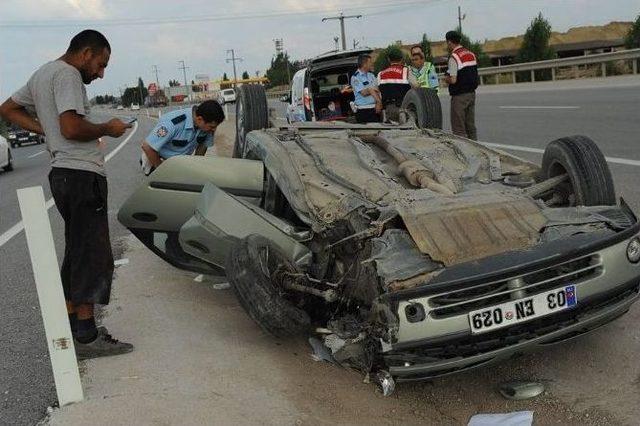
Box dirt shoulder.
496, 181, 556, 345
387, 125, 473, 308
46, 115, 638, 425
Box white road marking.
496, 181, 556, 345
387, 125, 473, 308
0, 121, 139, 248
27, 150, 47, 159
482, 142, 640, 167
499, 106, 580, 109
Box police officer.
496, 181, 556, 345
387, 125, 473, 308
141, 99, 225, 174
378, 49, 419, 88
350, 54, 382, 123
410, 45, 439, 90
444, 30, 479, 140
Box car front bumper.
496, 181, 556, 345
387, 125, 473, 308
387, 279, 638, 381
383, 224, 640, 381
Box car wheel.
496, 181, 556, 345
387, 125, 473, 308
541, 135, 615, 206
225, 234, 310, 337
233, 85, 269, 159
4, 151, 13, 172
401, 88, 442, 129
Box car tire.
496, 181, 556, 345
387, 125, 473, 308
225, 234, 310, 337
233, 85, 269, 158
401, 88, 442, 129
4, 151, 13, 172
541, 135, 615, 206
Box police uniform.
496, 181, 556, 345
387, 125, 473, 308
142, 107, 214, 174
448, 45, 479, 140
350, 69, 381, 123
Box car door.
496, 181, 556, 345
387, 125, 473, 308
287, 69, 307, 123
117, 155, 264, 275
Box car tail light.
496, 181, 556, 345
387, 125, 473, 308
303, 87, 311, 111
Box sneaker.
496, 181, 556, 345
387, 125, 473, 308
74, 328, 134, 360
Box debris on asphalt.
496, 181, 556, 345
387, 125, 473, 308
308, 337, 336, 364
499, 381, 545, 400
374, 370, 395, 397
467, 411, 533, 426
212, 282, 231, 290
113, 258, 129, 266
194, 274, 204, 282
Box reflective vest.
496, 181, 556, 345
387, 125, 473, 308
412, 62, 438, 89
448, 46, 479, 96
378, 64, 410, 85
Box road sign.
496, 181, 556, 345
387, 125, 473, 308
148, 83, 158, 96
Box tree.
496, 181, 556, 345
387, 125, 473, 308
0, 118, 8, 138
625, 14, 640, 48
242, 71, 250, 80
168, 79, 181, 87
373, 44, 410, 73
265, 52, 298, 87
137, 77, 148, 104
223, 73, 229, 81
419, 33, 433, 62
516, 13, 555, 63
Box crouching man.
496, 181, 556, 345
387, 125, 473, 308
141, 100, 225, 174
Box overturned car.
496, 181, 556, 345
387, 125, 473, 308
119, 59, 640, 385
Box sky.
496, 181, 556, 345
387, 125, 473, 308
0, 0, 637, 98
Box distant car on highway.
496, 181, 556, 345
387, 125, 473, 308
117, 105, 124, 110
130, 103, 140, 111
7, 127, 45, 148
218, 89, 236, 105
0, 135, 13, 172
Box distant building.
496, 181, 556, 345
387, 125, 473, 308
374, 21, 633, 72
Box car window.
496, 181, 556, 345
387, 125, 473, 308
223, 89, 235, 95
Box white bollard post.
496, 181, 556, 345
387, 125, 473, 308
18, 186, 83, 407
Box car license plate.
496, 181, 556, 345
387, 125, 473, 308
469, 285, 577, 334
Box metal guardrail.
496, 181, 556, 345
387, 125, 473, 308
266, 90, 289, 99
476, 48, 640, 84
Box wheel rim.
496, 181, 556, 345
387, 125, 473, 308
548, 161, 575, 206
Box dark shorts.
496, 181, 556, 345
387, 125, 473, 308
48, 167, 114, 305
355, 108, 381, 124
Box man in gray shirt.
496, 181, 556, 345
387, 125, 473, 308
0, 30, 133, 359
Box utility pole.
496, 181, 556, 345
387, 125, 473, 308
333, 37, 340, 51
151, 65, 160, 87
178, 60, 190, 101
226, 49, 243, 88
322, 12, 362, 51
457, 6, 466, 33
353, 39, 360, 50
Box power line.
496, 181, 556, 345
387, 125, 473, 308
0, 0, 442, 28
322, 12, 362, 51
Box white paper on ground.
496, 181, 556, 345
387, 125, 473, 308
468, 411, 533, 426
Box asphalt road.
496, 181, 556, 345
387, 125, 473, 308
0, 115, 154, 426
1, 78, 639, 424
